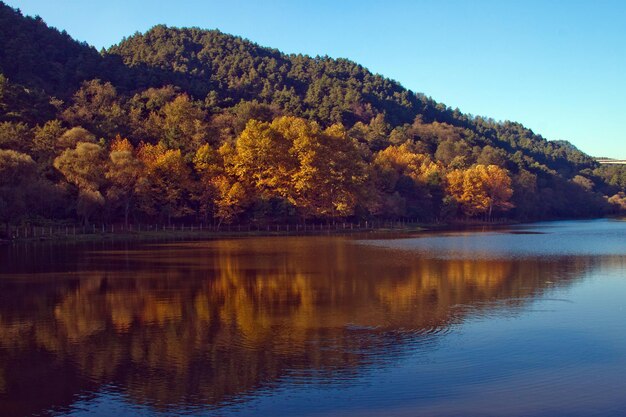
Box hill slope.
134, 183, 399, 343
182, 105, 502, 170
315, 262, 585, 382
0, 1, 624, 227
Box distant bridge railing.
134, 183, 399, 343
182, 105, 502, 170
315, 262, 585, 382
596, 159, 626, 165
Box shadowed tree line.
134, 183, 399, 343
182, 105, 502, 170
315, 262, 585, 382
0, 2, 623, 233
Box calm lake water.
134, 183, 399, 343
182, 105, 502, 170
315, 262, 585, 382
1, 219, 625, 417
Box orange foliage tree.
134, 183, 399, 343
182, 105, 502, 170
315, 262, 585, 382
446, 164, 513, 220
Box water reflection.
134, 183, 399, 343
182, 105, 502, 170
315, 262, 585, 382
0, 232, 617, 416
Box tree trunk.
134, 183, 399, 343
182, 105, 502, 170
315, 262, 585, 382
124, 200, 130, 228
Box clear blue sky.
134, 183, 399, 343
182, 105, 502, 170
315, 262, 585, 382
7, 0, 626, 158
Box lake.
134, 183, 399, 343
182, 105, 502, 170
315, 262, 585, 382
0, 219, 625, 417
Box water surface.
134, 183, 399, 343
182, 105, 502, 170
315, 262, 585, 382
0, 219, 625, 416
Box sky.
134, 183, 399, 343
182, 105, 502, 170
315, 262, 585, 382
7, 0, 626, 158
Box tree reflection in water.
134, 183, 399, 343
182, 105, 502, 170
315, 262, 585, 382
0, 236, 600, 416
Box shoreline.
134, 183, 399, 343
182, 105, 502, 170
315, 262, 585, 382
0, 216, 626, 246
0, 223, 429, 245
3, 217, 621, 245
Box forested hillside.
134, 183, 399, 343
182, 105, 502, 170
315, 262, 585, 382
1, 2, 624, 232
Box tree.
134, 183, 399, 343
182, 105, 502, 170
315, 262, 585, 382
146, 94, 209, 154
511, 168, 538, 219
373, 143, 444, 219
106, 138, 143, 226
477, 145, 507, 167
31, 119, 66, 161
193, 143, 224, 221
291, 122, 366, 218
0, 121, 31, 152
572, 175, 594, 191
53, 142, 106, 223
137, 143, 193, 223
61, 79, 127, 139
212, 176, 248, 226
231, 116, 367, 219
57, 126, 96, 150
435, 139, 471, 167
0, 149, 38, 233
608, 193, 626, 213
231, 118, 296, 200
482, 165, 514, 219
446, 165, 513, 220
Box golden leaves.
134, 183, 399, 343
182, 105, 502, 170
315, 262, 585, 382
446, 164, 514, 218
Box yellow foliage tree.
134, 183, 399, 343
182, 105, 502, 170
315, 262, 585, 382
230, 116, 366, 219
374, 143, 443, 187
106, 138, 142, 226
109, 135, 134, 153
137, 143, 193, 223
193, 143, 241, 224
54, 142, 106, 224
446, 164, 513, 219
373, 143, 444, 217
231, 118, 296, 199
292, 122, 366, 218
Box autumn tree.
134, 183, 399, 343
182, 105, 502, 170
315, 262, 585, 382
482, 165, 514, 219
230, 118, 296, 200
193, 143, 231, 222
446, 165, 513, 220
0, 149, 38, 233
373, 143, 444, 219
231, 116, 367, 220
608, 193, 626, 213
106, 137, 143, 226
53, 142, 106, 224
572, 175, 594, 192
212, 175, 248, 226
0, 121, 31, 152
290, 122, 366, 218
137, 143, 193, 223
57, 126, 97, 149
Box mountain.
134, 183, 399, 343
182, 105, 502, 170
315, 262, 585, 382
0, 1, 624, 228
